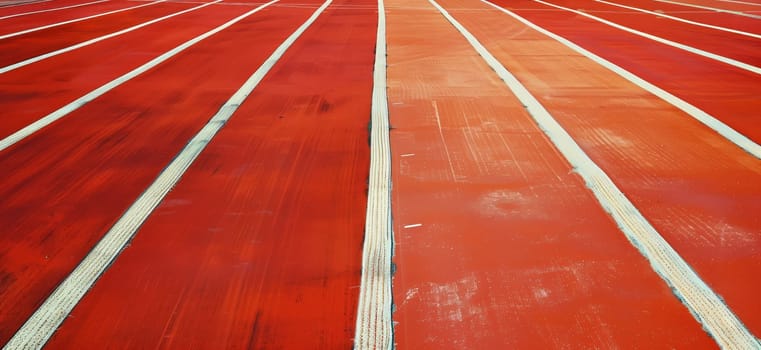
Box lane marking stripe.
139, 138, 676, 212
1, 0, 338, 348
596, 0, 761, 39
655, 0, 761, 18
431, 0, 760, 348
354, 0, 392, 347
533, 0, 761, 75
0, 0, 49, 9
0, 0, 165, 40
0, 0, 222, 74
482, 0, 761, 159
0, 0, 264, 152
0, 0, 108, 20
716, 0, 761, 7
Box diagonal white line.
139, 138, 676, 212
715, 0, 761, 7
0, 0, 165, 40
0, 0, 222, 74
430, 0, 760, 348
0, 0, 268, 152
534, 0, 761, 74
0, 0, 49, 9
596, 0, 761, 39
655, 0, 761, 18
481, 0, 761, 159
354, 0, 392, 347
1, 0, 337, 348
0, 0, 109, 20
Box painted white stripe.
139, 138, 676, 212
0, 0, 221, 74
534, 0, 761, 75
716, 0, 761, 7
431, 0, 760, 347
354, 0, 392, 348
596, 0, 761, 39
0, 0, 108, 20
656, 0, 761, 18
1, 0, 338, 348
0, 0, 270, 152
482, 0, 761, 159
403, 224, 422, 229
0, 0, 165, 40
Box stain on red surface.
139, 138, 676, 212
45, 0, 375, 347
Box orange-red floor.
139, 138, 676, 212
1, 0, 759, 348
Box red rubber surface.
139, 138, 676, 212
608, 0, 761, 33
45, 0, 375, 347
0, 1, 314, 343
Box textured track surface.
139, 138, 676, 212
1, 0, 759, 348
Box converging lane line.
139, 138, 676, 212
655, 0, 761, 18
0, 0, 108, 20
354, 0, 392, 347
0, 0, 274, 152
1, 0, 337, 348
481, 1, 761, 168
430, 0, 760, 347
0, 0, 222, 74
0, 0, 165, 39
595, 0, 761, 39
532, 0, 761, 75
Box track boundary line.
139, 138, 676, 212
0, 0, 222, 74
533, 0, 761, 75
655, 0, 761, 18
0, 0, 49, 9
595, 0, 761, 39
431, 0, 760, 347
354, 0, 392, 347
0, 0, 340, 347
0, 0, 165, 40
0, 0, 108, 20
0, 0, 273, 152
481, 1, 760, 158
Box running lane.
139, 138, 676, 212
0, 0, 156, 35
386, 0, 716, 348
44, 0, 375, 347
0, 2, 316, 343
538, 0, 761, 65
444, 0, 761, 337
0, 1, 252, 140
0, 0, 102, 18
609, 0, 761, 33
0, 1, 197, 67
492, 0, 761, 144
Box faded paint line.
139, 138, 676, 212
353, 0, 393, 348
482, 0, 761, 159
533, 0, 761, 74
0, 0, 49, 9
0, 0, 108, 20
0, 0, 264, 152
0, 0, 338, 348
0, 0, 222, 74
0, 0, 166, 40
430, 0, 760, 348
596, 0, 761, 39
656, 0, 761, 17
716, 0, 761, 7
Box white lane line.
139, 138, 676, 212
0, 0, 221, 74
354, 0, 392, 348
716, 0, 761, 7
655, 0, 761, 18
400, 153, 414, 157
0, 0, 268, 152
596, 0, 761, 39
403, 224, 422, 229
0, 0, 109, 20
1, 0, 336, 348
534, 0, 761, 75
482, 0, 761, 159
0, 0, 165, 40
431, 0, 760, 348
